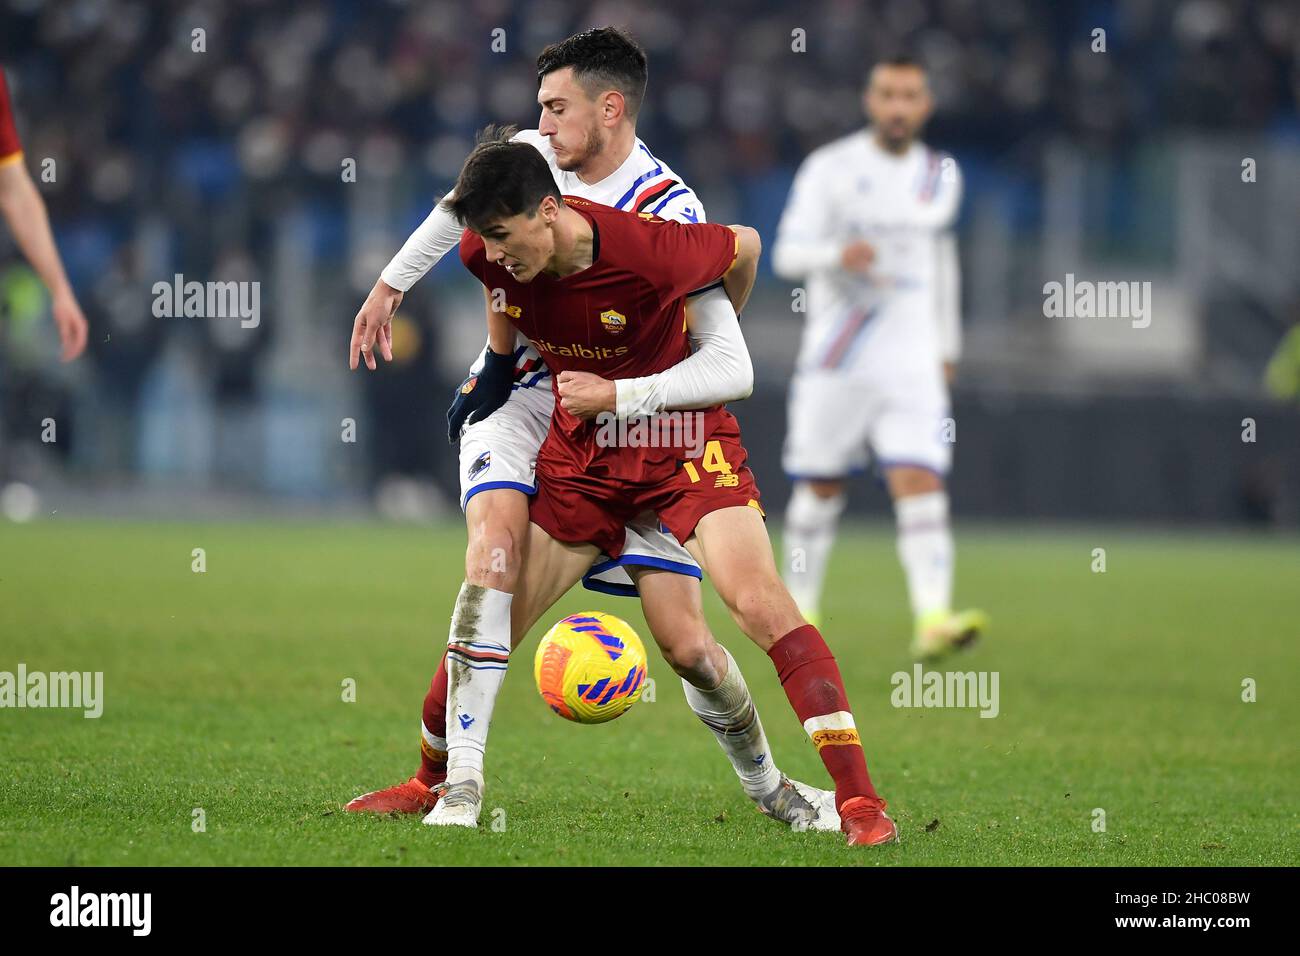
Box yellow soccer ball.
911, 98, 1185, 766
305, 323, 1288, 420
534, 611, 649, 724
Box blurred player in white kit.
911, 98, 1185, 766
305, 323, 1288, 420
772, 55, 987, 660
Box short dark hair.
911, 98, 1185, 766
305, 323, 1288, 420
866, 54, 927, 85
442, 125, 562, 233
536, 27, 648, 118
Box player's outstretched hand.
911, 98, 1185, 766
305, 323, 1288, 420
446, 346, 516, 443
556, 370, 616, 421
349, 279, 401, 371
52, 291, 89, 362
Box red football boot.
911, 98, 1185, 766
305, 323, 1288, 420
344, 776, 445, 814
840, 796, 901, 846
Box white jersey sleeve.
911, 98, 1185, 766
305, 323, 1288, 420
935, 231, 961, 363
931, 156, 962, 361
772, 150, 841, 279
378, 200, 464, 292
615, 285, 754, 418
378, 129, 554, 293
924, 153, 963, 231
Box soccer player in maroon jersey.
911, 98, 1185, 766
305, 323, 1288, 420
345, 30, 838, 832
425, 129, 897, 846
0, 69, 88, 361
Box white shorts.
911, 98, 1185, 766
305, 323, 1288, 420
458, 383, 553, 508
782, 369, 952, 479
457, 384, 702, 596
581, 512, 701, 598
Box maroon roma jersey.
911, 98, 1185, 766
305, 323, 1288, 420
459, 197, 739, 474
0, 71, 23, 165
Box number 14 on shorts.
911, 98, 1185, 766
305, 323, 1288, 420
683, 440, 740, 488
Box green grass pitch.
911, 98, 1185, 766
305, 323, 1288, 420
1, 519, 1295, 866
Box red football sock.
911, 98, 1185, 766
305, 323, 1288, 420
415, 654, 449, 788
767, 624, 879, 810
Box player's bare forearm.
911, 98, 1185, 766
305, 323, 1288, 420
722, 263, 756, 314
723, 225, 761, 314
0, 159, 89, 360
0, 160, 74, 301
610, 287, 753, 420
484, 287, 518, 356
365, 276, 403, 316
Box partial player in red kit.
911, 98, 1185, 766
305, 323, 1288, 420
0, 74, 19, 162
0, 69, 88, 361
417, 127, 898, 846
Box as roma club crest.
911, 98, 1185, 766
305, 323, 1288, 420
599, 309, 627, 335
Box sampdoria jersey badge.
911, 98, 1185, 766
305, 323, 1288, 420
467, 450, 491, 480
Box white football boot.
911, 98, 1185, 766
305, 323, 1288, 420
422, 776, 482, 828
756, 774, 841, 832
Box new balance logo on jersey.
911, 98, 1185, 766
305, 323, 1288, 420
489, 288, 522, 318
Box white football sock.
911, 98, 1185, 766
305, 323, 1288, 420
782, 482, 847, 617
681, 646, 781, 800
444, 583, 512, 792
894, 490, 954, 619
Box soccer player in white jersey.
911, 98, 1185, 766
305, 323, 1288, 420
772, 55, 988, 660
344, 28, 838, 832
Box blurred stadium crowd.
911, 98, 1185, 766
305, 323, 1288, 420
0, 0, 1298, 519
6, 1, 1298, 251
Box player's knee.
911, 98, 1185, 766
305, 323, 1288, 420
464, 519, 521, 589
887, 466, 943, 499
645, 601, 718, 682
789, 481, 847, 530
657, 632, 717, 685
806, 478, 846, 500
